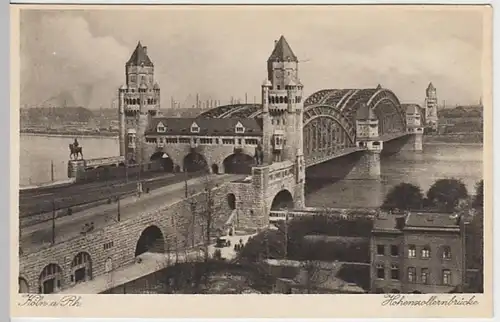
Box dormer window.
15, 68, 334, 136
190, 122, 200, 133
235, 121, 245, 134
156, 122, 166, 133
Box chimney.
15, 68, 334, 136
143, 46, 148, 55
395, 216, 406, 230
274, 40, 278, 46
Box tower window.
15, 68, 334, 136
277, 85, 281, 90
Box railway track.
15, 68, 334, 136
19, 171, 205, 217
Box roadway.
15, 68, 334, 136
19, 171, 205, 217
20, 173, 245, 254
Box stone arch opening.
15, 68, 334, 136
18, 277, 29, 293
183, 152, 208, 173
271, 189, 294, 210
227, 193, 236, 210
135, 225, 165, 257
211, 163, 219, 174
412, 290, 422, 294
150, 152, 174, 172
38, 263, 63, 294
223, 153, 254, 174
71, 252, 93, 284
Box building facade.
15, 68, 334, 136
370, 212, 466, 293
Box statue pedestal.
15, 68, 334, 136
67, 159, 85, 179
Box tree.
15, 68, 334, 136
426, 178, 468, 212
381, 183, 424, 211
472, 180, 484, 209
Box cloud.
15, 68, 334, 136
20, 7, 486, 109
21, 10, 130, 109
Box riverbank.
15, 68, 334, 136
424, 133, 483, 145
20, 130, 118, 139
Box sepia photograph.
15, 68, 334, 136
12, 3, 491, 318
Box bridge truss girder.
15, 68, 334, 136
303, 104, 356, 163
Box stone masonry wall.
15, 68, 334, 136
143, 139, 259, 173
19, 183, 234, 294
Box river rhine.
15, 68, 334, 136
19, 134, 483, 208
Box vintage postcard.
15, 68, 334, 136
11, 4, 492, 319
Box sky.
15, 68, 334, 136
19, 6, 487, 110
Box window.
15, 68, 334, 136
442, 270, 451, 285
421, 246, 431, 259
190, 122, 200, 133
104, 241, 114, 250
407, 267, 416, 283
391, 245, 399, 257
235, 122, 245, 133
377, 245, 385, 255
156, 122, 166, 133
391, 264, 399, 280
408, 245, 416, 258
421, 268, 429, 284
376, 264, 385, 279
179, 138, 190, 144
442, 246, 452, 260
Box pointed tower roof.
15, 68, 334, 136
268, 35, 298, 63
376, 84, 382, 90
427, 82, 435, 90
126, 41, 154, 67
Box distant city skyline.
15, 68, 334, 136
20, 6, 486, 110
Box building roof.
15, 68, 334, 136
372, 212, 461, 234
427, 82, 435, 91
372, 215, 403, 233
404, 212, 460, 229
126, 42, 154, 67
268, 35, 298, 63
356, 103, 377, 121
402, 104, 422, 115
145, 117, 263, 136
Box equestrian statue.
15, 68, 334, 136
69, 138, 84, 160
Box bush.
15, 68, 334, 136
291, 236, 370, 263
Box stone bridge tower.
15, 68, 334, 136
118, 41, 161, 164
246, 36, 305, 228
424, 82, 438, 130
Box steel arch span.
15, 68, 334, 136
305, 87, 407, 136
302, 104, 357, 163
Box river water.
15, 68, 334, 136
19, 134, 483, 208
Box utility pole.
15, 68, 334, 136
117, 196, 121, 222
245, 93, 248, 104
171, 96, 174, 109
196, 94, 199, 109
284, 209, 289, 259
184, 170, 188, 198
51, 199, 56, 245
50, 160, 54, 182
